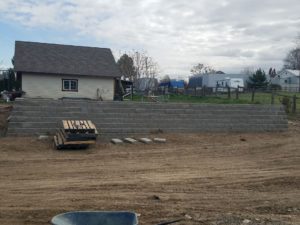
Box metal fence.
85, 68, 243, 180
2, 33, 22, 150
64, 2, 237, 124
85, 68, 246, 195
125, 86, 300, 115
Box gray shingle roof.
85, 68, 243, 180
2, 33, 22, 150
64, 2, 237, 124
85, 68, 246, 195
14, 41, 121, 78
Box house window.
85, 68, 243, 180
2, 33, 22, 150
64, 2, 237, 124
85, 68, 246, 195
62, 79, 78, 92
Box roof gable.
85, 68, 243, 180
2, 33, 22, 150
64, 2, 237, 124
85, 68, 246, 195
14, 41, 121, 78
278, 69, 300, 78
286, 69, 300, 76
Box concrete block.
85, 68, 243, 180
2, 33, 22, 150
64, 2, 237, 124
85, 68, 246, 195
123, 138, 138, 144
111, 138, 123, 144
139, 138, 152, 144
38, 135, 49, 140
153, 138, 167, 143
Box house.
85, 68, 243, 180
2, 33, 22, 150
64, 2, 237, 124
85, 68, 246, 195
14, 41, 121, 100
271, 69, 300, 92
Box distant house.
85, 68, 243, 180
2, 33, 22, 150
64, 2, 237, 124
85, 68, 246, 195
271, 69, 300, 92
14, 41, 121, 100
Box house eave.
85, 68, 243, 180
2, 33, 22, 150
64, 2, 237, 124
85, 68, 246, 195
16, 71, 121, 78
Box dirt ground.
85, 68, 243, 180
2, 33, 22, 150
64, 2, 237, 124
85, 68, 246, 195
0, 105, 11, 133
0, 122, 299, 225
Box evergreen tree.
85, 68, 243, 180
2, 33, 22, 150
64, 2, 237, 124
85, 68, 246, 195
117, 54, 136, 81
247, 68, 268, 88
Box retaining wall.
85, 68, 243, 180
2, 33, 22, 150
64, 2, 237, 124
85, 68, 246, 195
7, 99, 288, 136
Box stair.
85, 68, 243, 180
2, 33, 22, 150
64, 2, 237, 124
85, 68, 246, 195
7, 98, 288, 136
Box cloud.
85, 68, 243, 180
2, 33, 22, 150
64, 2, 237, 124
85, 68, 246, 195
1, 0, 300, 76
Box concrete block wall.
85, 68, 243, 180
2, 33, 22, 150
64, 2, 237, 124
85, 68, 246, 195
7, 99, 288, 136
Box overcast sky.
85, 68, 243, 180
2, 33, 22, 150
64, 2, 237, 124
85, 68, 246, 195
1, 0, 300, 78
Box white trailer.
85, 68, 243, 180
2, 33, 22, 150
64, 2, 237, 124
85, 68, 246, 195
201, 74, 247, 92
216, 77, 244, 92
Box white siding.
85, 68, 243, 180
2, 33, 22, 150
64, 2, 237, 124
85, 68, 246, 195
22, 73, 115, 100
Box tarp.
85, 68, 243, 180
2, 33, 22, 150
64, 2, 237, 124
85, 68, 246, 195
170, 80, 185, 88
159, 81, 169, 87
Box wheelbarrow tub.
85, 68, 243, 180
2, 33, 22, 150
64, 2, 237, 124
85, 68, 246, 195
51, 211, 138, 225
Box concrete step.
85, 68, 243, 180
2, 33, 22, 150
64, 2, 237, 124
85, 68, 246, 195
7, 123, 288, 136
13, 98, 279, 106
13, 99, 285, 111
8, 119, 287, 129
12, 103, 285, 112
10, 115, 288, 123
10, 110, 286, 118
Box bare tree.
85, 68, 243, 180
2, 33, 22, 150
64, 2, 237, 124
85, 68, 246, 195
283, 35, 300, 70
130, 51, 159, 81
190, 63, 215, 75
284, 47, 300, 70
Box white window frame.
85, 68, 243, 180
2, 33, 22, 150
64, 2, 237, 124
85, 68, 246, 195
62, 79, 78, 92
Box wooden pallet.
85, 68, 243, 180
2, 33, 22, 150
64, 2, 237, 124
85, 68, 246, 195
62, 120, 98, 134
54, 120, 98, 150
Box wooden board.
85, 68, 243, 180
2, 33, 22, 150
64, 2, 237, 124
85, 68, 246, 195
54, 134, 64, 150
62, 120, 69, 130
53, 135, 58, 147
56, 131, 64, 145
83, 120, 91, 129
62, 139, 96, 145
87, 120, 98, 134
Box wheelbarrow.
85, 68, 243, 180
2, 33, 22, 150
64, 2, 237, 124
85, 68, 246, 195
51, 211, 183, 225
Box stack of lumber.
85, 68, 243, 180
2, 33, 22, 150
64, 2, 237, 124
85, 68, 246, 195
54, 120, 98, 150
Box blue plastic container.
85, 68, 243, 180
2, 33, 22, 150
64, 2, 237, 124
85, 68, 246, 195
51, 211, 138, 225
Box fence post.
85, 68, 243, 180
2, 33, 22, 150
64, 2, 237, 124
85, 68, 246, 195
271, 91, 275, 105
292, 95, 296, 113
131, 85, 133, 100
251, 88, 255, 102
235, 87, 239, 100
227, 87, 231, 99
